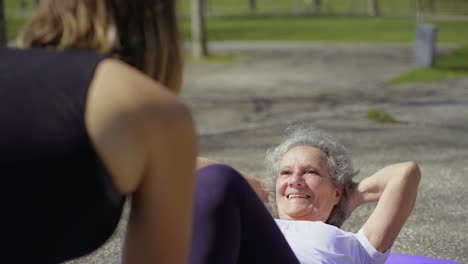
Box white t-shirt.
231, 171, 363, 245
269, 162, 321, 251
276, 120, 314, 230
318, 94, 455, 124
275, 219, 391, 264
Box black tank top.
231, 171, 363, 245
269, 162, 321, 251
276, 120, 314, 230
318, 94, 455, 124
0, 48, 125, 263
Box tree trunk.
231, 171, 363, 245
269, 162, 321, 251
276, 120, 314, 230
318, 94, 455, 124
368, 0, 380, 16
428, 0, 435, 13
20, 0, 27, 11
0, 0, 6, 48
313, 0, 321, 14
349, 0, 358, 15
408, 0, 415, 15
249, 0, 256, 13
191, 0, 208, 59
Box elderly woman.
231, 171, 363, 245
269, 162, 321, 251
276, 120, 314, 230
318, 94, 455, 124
192, 125, 420, 264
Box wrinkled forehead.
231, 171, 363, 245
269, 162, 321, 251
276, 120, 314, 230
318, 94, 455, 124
279, 145, 329, 171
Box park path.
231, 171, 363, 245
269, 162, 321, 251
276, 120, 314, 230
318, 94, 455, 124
68, 42, 468, 263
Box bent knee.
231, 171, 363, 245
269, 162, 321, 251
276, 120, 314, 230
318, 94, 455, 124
196, 164, 246, 191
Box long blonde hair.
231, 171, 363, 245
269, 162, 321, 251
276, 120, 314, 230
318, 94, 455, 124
17, 0, 183, 93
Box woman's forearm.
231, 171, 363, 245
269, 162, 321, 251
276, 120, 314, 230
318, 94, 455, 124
354, 161, 421, 252
353, 161, 421, 207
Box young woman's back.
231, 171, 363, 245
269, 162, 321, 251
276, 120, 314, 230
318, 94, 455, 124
0, 47, 125, 263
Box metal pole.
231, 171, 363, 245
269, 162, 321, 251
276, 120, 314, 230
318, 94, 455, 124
349, 0, 358, 15
408, 0, 415, 16
368, 0, 380, 16
191, 0, 208, 59
313, 0, 321, 14
249, 0, 256, 13
291, 0, 299, 14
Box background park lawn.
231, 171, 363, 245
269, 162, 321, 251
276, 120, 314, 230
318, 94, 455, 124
177, 0, 468, 16
4, 0, 468, 83
5, 0, 468, 43
179, 17, 468, 43
7, 15, 468, 44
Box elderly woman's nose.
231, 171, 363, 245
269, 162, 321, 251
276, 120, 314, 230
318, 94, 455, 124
288, 174, 304, 186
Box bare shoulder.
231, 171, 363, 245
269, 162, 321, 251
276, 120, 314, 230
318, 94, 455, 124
92, 58, 179, 104
94, 58, 153, 88
85, 58, 189, 194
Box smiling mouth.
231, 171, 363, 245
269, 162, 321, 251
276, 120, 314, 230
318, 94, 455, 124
287, 194, 311, 199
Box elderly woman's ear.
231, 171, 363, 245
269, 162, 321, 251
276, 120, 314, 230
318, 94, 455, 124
333, 186, 343, 205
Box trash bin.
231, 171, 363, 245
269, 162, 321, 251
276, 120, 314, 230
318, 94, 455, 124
414, 24, 437, 68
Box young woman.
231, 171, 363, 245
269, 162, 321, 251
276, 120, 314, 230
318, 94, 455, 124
0, 1, 196, 263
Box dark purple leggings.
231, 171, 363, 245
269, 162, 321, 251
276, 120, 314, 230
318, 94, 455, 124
189, 164, 300, 264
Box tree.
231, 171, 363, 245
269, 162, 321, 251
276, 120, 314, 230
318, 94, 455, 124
0, 0, 6, 48
19, 0, 27, 11
368, 0, 380, 16
313, 0, 321, 14
249, 0, 256, 13
191, 0, 208, 59
350, 0, 359, 15
418, 0, 436, 14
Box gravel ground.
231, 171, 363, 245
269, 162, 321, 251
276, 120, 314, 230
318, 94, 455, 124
68, 42, 468, 264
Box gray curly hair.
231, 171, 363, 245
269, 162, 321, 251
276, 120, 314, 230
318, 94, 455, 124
264, 125, 356, 227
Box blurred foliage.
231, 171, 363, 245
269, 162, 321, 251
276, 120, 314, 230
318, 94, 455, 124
367, 109, 399, 123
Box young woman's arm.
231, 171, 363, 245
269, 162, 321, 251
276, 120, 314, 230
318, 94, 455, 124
86, 59, 197, 264
347, 162, 421, 252
197, 157, 269, 203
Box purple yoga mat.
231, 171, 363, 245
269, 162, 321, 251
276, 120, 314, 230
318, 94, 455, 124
386, 253, 463, 264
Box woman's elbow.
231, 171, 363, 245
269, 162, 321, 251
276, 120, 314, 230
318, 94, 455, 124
403, 161, 421, 186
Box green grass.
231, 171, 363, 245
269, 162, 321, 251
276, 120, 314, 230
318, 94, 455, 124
6, 17, 27, 42
180, 16, 468, 43
178, 0, 468, 16
367, 109, 401, 123
5, 0, 35, 11
389, 44, 468, 84
9, 15, 468, 43
4, 0, 35, 42
6, 1, 468, 44
186, 54, 249, 63
176, 0, 468, 44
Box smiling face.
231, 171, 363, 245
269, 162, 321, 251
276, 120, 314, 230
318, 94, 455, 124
276, 146, 342, 222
